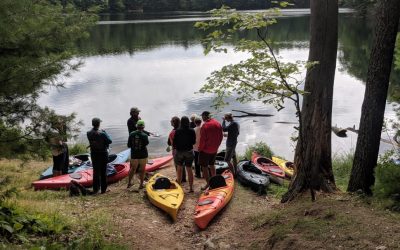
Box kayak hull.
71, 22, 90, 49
32, 163, 130, 190
194, 170, 234, 230
40, 149, 131, 180
145, 173, 184, 221
271, 156, 294, 178
251, 153, 285, 185
237, 161, 270, 194
145, 155, 173, 172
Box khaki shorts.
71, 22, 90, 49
130, 158, 148, 172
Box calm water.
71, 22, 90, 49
38, 11, 399, 159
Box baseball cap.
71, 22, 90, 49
136, 120, 145, 127
130, 107, 141, 113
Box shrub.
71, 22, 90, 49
374, 151, 400, 199
243, 142, 274, 160
69, 143, 88, 155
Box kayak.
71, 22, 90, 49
33, 163, 130, 190
251, 152, 285, 185
271, 156, 294, 178
194, 170, 234, 230
145, 155, 173, 172
237, 160, 270, 194
40, 149, 131, 180
145, 173, 184, 221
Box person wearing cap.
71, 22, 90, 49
87, 118, 112, 194
173, 116, 196, 192
127, 107, 151, 136
127, 119, 149, 189
198, 111, 223, 190
222, 112, 240, 175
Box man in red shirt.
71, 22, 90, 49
198, 111, 223, 190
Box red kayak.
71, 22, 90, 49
251, 152, 285, 179
33, 155, 173, 190
145, 155, 173, 172
32, 163, 130, 190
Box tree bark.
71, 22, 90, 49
282, 0, 338, 203
347, 0, 400, 194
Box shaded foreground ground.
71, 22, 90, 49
1, 159, 400, 249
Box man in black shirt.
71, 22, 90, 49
87, 118, 112, 194
222, 113, 240, 175
127, 107, 151, 136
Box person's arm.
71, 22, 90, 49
173, 130, 178, 149
191, 130, 196, 146
102, 130, 112, 145
143, 130, 151, 136
144, 134, 149, 146
222, 119, 228, 132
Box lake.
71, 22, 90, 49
38, 10, 399, 159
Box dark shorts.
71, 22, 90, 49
174, 150, 194, 167
224, 145, 237, 162
199, 151, 217, 167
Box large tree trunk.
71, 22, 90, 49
348, 0, 400, 194
282, 0, 338, 203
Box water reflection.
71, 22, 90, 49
39, 13, 399, 159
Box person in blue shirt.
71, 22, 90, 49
87, 118, 112, 194
222, 113, 240, 175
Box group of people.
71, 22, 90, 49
85, 107, 240, 194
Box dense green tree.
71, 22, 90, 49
0, 0, 95, 158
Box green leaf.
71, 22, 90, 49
1, 223, 14, 233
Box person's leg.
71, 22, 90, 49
181, 161, 187, 183
194, 151, 201, 178
52, 154, 63, 177
62, 144, 69, 175
138, 158, 147, 189
185, 151, 194, 192
199, 152, 209, 189
225, 147, 235, 174
232, 148, 238, 174
91, 154, 100, 193
100, 153, 108, 193
186, 166, 194, 192
127, 159, 139, 188
209, 153, 217, 177
177, 165, 183, 184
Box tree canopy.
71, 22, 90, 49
0, 0, 96, 158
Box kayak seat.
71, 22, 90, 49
243, 161, 263, 175
198, 199, 214, 206
153, 177, 171, 190
69, 172, 82, 180
209, 175, 227, 189
108, 154, 117, 163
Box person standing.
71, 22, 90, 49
168, 116, 186, 182
47, 120, 69, 177
173, 116, 196, 192
222, 113, 240, 175
127, 107, 141, 134
189, 114, 197, 129
193, 117, 202, 178
127, 120, 149, 189
87, 118, 112, 194
198, 111, 223, 190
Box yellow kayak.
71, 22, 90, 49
145, 173, 184, 221
271, 156, 295, 178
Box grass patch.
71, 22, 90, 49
332, 152, 354, 191
0, 159, 127, 249
268, 181, 289, 199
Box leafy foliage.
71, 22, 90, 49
194, 5, 313, 127
69, 143, 89, 155
244, 141, 274, 160
374, 151, 400, 200
332, 152, 354, 191
0, 0, 95, 158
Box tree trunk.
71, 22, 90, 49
282, 0, 338, 203
347, 0, 400, 194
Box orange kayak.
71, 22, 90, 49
194, 170, 234, 230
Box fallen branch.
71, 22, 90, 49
232, 109, 274, 118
